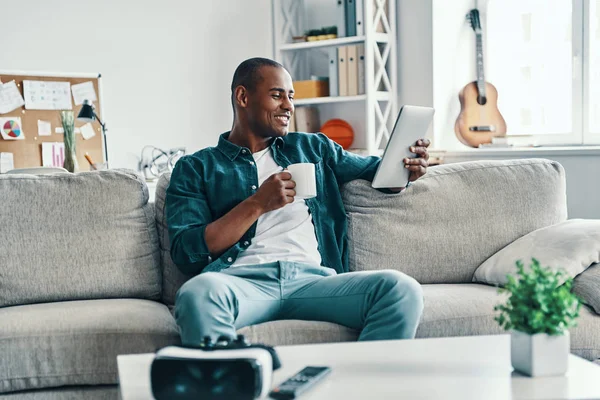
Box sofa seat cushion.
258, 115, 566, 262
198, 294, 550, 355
0, 299, 180, 394
238, 320, 359, 346
418, 284, 600, 361
239, 284, 600, 363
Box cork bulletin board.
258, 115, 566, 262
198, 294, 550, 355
0, 72, 104, 169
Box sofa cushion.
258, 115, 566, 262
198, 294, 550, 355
0, 170, 161, 307
473, 219, 600, 286
0, 386, 118, 400
238, 320, 359, 346
573, 263, 600, 315
418, 284, 600, 361
343, 159, 567, 283
0, 299, 180, 393
155, 172, 195, 306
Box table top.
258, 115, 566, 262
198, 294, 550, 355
117, 335, 600, 400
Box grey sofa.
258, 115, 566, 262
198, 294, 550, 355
1, 158, 599, 398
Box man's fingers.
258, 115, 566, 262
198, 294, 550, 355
403, 158, 428, 167
284, 179, 296, 189
285, 189, 296, 200
416, 139, 431, 147
279, 171, 293, 180
409, 146, 429, 160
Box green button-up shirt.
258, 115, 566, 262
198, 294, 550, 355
166, 131, 385, 276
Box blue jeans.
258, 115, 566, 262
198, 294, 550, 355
174, 261, 424, 345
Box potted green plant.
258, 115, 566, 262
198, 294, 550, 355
494, 258, 581, 376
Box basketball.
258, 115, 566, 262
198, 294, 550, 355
320, 119, 354, 149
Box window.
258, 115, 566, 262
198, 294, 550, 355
486, 0, 582, 145
589, 0, 600, 136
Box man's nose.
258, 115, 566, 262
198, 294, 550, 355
281, 96, 293, 111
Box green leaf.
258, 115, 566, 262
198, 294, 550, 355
493, 258, 581, 334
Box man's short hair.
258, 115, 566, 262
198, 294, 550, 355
231, 57, 284, 112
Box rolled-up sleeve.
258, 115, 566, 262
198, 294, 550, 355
166, 157, 213, 275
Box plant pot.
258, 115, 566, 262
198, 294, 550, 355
511, 330, 570, 377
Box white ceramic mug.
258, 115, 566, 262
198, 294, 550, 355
286, 163, 317, 199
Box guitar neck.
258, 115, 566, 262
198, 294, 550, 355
476, 32, 486, 96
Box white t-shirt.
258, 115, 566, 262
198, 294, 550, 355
231, 147, 322, 267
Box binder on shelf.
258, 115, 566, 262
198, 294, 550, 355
294, 106, 321, 133
347, 45, 358, 96
328, 47, 339, 97
345, 0, 356, 37
357, 44, 366, 95
336, 0, 346, 37
355, 0, 364, 36
338, 46, 349, 96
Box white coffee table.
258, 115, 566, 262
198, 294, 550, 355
117, 335, 600, 400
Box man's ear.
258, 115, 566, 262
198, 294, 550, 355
234, 86, 249, 109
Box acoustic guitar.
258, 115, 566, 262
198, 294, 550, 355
455, 9, 507, 148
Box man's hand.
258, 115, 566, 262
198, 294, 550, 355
251, 171, 296, 213
404, 138, 430, 182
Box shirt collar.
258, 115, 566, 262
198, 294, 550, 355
217, 131, 285, 161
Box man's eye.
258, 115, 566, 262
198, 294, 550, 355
289, 96, 294, 101
272, 94, 281, 99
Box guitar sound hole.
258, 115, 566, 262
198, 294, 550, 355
477, 95, 487, 106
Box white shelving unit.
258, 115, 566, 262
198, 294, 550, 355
272, 0, 398, 155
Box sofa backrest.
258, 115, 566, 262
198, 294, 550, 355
343, 158, 567, 283
157, 158, 567, 298
155, 172, 195, 307
0, 170, 161, 307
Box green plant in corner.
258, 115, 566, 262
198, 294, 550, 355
494, 258, 581, 335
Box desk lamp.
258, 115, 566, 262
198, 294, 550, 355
77, 99, 108, 165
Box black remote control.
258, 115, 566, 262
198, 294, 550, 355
270, 366, 331, 399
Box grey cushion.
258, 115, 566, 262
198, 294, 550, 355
473, 219, 600, 286
418, 284, 600, 361
0, 386, 118, 400
343, 159, 567, 283
0, 170, 162, 307
0, 299, 180, 394
238, 320, 359, 346
155, 172, 195, 306
573, 263, 600, 315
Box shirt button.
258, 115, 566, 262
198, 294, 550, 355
251, 185, 257, 190
243, 241, 250, 246
227, 257, 233, 262
242, 149, 247, 154
249, 161, 255, 166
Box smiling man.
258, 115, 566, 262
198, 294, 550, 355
166, 57, 430, 346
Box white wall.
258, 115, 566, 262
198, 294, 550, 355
0, 0, 272, 170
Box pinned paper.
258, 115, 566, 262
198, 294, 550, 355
38, 120, 52, 136
71, 81, 97, 106
0, 80, 25, 114
42, 142, 65, 167
0, 117, 25, 140
0, 152, 14, 173
23, 80, 72, 110
80, 123, 96, 140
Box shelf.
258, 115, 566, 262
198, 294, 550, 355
294, 94, 366, 106
294, 92, 392, 106
279, 33, 389, 51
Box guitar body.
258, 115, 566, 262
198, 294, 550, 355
455, 81, 507, 147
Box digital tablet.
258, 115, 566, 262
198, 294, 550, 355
371, 105, 435, 189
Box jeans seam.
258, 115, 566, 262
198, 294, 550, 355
285, 293, 368, 300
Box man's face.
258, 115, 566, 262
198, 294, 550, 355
246, 66, 295, 138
